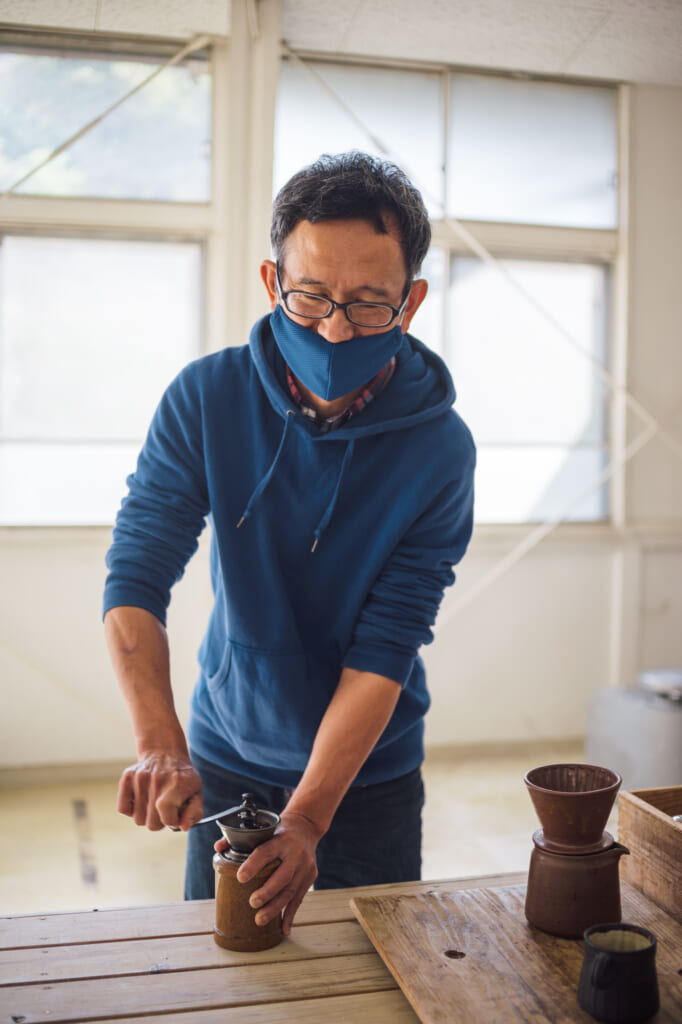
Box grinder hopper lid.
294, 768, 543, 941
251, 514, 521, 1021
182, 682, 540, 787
216, 793, 279, 854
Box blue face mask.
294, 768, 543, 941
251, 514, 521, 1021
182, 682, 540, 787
270, 304, 404, 402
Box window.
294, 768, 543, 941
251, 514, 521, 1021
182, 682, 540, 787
0, 43, 211, 525
0, 236, 202, 524
274, 61, 443, 216
447, 258, 609, 522
276, 59, 618, 524
446, 74, 617, 228
0, 49, 211, 200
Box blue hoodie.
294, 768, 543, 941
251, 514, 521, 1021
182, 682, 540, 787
103, 314, 475, 788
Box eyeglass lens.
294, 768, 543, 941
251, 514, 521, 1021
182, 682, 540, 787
285, 291, 395, 327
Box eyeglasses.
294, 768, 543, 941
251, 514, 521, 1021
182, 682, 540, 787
275, 264, 409, 328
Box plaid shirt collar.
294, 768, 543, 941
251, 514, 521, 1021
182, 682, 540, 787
285, 357, 396, 434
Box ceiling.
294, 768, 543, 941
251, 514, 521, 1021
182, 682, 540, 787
282, 0, 682, 86
0, 0, 680, 86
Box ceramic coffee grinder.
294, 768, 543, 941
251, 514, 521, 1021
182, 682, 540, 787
213, 793, 283, 952
523, 763, 629, 939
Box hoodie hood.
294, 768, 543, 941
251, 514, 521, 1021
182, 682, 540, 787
249, 313, 456, 440
236, 312, 462, 552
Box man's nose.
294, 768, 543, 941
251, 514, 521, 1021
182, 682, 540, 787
315, 307, 355, 343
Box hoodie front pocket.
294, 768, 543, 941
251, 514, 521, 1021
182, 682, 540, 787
206, 641, 233, 692
206, 644, 339, 771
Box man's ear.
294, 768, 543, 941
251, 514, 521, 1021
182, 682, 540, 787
400, 278, 428, 333
260, 260, 278, 310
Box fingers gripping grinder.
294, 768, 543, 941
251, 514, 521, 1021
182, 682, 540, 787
213, 793, 283, 951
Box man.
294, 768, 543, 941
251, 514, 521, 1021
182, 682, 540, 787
103, 151, 475, 936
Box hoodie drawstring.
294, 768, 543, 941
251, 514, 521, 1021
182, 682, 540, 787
237, 412, 354, 553
311, 439, 355, 553
236, 410, 295, 529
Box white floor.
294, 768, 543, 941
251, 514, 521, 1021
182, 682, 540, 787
0, 743, 607, 916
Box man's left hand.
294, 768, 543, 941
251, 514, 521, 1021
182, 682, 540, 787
214, 810, 320, 936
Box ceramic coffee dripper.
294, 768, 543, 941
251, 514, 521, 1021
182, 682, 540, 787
212, 793, 283, 952
524, 763, 628, 938
524, 762, 621, 853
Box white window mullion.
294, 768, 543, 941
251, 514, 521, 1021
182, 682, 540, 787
244, 0, 282, 329
429, 219, 618, 263
205, 37, 230, 355
0, 195, 211, 237
609, 83, 632, 531
211, 0, 281, 350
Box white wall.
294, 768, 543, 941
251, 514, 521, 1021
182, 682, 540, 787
0, 529, 212, 767
423, 533, 614, 747
1, 83, 681, 769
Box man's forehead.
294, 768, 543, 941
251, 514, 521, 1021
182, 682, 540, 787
279, 216, 406, 277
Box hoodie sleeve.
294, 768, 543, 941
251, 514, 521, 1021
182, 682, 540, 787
342, 442, 475, 686
102, 365, 209, 625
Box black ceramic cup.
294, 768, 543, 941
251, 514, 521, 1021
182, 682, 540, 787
577, 923, 659, 1023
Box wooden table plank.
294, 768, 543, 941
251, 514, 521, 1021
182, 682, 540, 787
0, 873, 525, 950
296, 872, 526, 924
0, 903, 216, 951
351, 882, 682, 1024
0, 921, 373, 986
90, 989, 420, 1024
0, 952, 397, 1024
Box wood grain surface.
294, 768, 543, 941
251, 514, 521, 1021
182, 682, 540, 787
2, 953, 397, 1023
91, 990, 421, 1024
0, 921, 374, 985
0, 871, 526, 949
0, 873, 524, 1024
351, 882, 682, 1024
618, 786, 682, 922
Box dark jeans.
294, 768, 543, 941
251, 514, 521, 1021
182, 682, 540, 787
184, 751, 424, 899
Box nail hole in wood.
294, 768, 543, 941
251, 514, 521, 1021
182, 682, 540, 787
444, 949, 466, 959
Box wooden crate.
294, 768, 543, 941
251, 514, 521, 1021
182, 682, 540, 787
618, 786, 682, 922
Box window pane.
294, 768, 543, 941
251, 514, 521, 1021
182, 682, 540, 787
0, 51, 211, 200
446, 256, 609, 523
474, 446, 608, 523
447, 74, 618, 227
275, 60, 443, 215
0, 236, 201, 524
449, 258, 608, 444
0, 442, 139, 525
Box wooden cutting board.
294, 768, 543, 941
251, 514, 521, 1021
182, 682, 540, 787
350, 882, 682, 1024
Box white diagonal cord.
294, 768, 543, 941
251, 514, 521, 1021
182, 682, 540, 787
0, 34, 211, 199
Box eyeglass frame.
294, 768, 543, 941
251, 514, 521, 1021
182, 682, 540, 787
275, 263, 411, 328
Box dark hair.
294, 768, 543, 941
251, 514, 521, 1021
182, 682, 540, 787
271, 151, 431, 282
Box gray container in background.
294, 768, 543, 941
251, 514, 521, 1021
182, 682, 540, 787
586, 673, 682, 790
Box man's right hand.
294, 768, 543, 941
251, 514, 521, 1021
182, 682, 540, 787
117, 752, 203, 832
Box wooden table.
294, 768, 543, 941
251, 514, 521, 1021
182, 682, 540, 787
1, 871, 680, 1023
